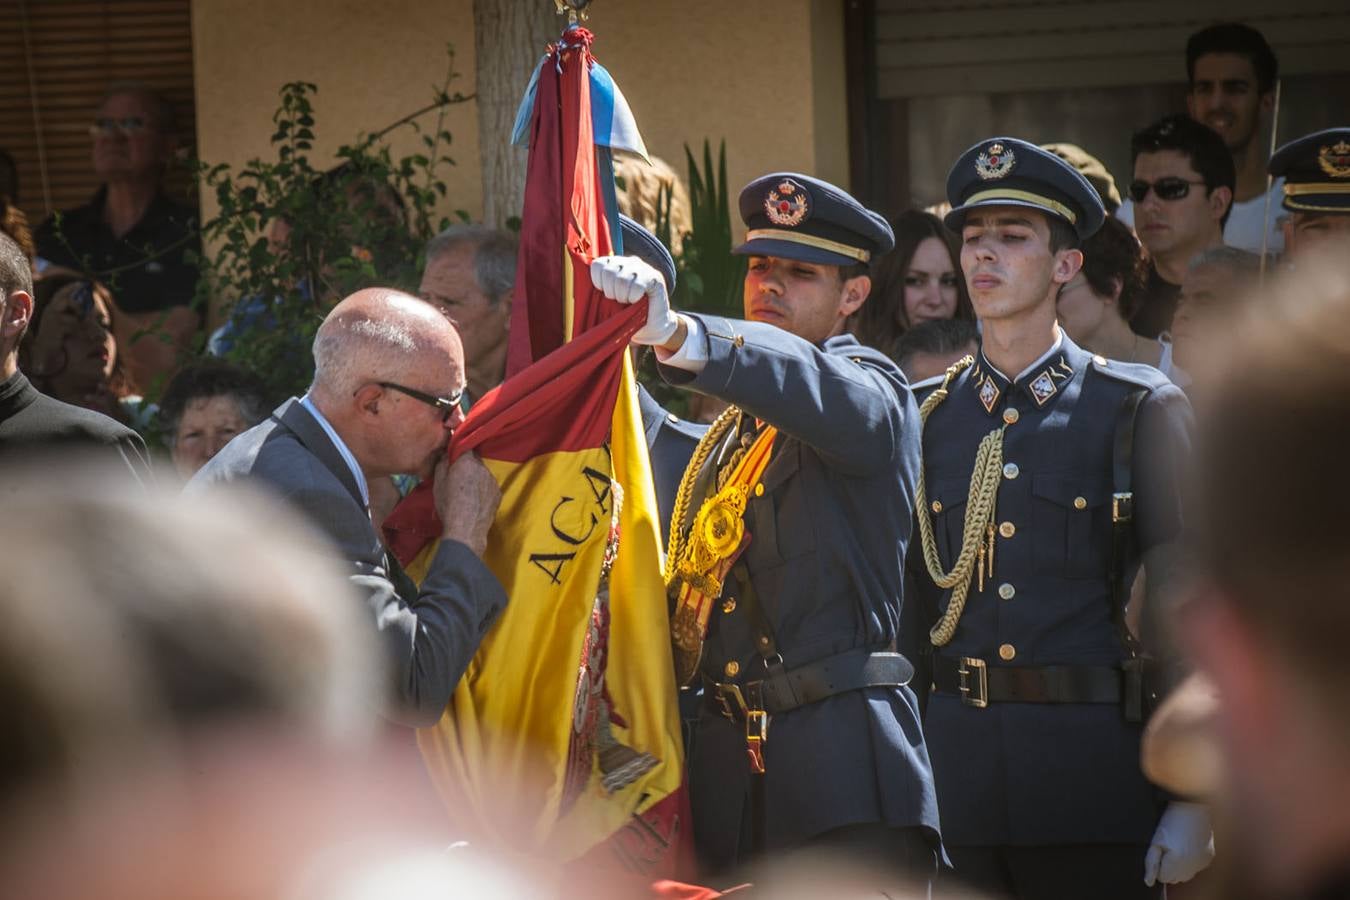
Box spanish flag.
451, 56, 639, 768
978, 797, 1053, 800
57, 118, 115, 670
384, 24, 683, 871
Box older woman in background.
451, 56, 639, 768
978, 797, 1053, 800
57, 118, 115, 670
1056, 216, 1184, 382
158, 360, 268, 478
851, 209, 973, 359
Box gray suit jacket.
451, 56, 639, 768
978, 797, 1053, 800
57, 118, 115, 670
191, 398, 507, 726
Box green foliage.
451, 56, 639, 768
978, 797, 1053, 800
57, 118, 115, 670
195, 46, 471, 401
675, 139, 745, 316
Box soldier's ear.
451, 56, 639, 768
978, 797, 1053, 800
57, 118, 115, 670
1, 289, 33, 341
839, 274, 870, 318
1050, 248, 1083, 286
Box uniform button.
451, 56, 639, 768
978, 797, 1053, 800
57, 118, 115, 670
666, 413, 679, 424
1073, 496, 1087, 510
1002, 463, 1019, 480
998, 643, 1016, 661
733, 335, 746, 348
722, 598, 736, 614
754, 483, 764, 497
1003, 408, 1020, 425
1093, 354, 1108, 366
724, 660, 740, 678
999, 521, 1016, 539
931, 500, 943, 514
757, 635, 771, 648
998, 583, 1016, 600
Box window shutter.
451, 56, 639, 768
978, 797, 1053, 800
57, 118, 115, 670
1, 0, 197, 226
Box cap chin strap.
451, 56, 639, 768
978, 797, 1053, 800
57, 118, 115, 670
743, 229, 871, 263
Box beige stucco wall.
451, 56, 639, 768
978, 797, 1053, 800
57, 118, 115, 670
192, 0, 849, 239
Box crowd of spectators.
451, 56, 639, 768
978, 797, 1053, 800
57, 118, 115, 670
2, 15, 1350, 900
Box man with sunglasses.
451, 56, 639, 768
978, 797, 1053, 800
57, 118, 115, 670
1128, 115, 1235, 339
34, 83, 201, 392
193, 287, 507, 728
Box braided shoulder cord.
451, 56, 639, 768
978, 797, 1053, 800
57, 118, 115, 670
664, 404, 741, 585
912, 356, 1008, 646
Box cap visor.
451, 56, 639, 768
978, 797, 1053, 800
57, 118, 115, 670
732, 237, 860, 268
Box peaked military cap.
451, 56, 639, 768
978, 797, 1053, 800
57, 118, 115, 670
1269, 127, 1350, 214
733, 172, 894, 267
619, 214, 677, 292
945, 137, 1106, 241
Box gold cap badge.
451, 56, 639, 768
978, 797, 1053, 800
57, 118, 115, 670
764, 178, 810, 227
976, 143, 1016, 180
1318, 140, 1350, 179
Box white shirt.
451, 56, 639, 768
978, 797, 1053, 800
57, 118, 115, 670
300, 393, 370, 508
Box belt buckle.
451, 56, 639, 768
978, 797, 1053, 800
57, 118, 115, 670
715, 682, 749, 721
958, 657, 988, 709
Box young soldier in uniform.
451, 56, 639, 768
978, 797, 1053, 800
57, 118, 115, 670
1268, 127, 1350, 260
590, 174, 942, 885
910, 139, 1205, 898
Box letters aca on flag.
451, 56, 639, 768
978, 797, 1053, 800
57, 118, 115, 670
384, 24, 685, 874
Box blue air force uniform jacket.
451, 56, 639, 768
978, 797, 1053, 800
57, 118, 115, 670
659, 314, 942, 868
910, 335, 1192, 847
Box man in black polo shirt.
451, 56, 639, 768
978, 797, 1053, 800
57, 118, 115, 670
35, 82, 200, 390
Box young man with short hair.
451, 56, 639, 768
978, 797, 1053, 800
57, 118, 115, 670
1129, 115, 1235, 338
590, 173, 942, 886
1118, 23, 1283, 255
910, 138, 1203, 898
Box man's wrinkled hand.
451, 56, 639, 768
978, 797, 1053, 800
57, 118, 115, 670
589, 255, 679, 345
434, 452, 500, 557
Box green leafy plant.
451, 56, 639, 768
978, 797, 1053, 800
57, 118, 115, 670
676, 139, 744, 316
194, 46, 473, 401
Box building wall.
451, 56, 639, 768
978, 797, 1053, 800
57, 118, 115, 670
192, 0, 851, 229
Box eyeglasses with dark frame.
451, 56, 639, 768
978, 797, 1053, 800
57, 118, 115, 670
1128, 177, 1208, 204
374, 381, 464, 422
89, 117, 150, 138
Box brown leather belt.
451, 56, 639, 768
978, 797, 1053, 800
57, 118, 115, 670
931, 653, 1123, 708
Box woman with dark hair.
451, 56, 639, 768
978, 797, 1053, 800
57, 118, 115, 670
21, 269, 139, 424
158, 360, 268, 477
1056, 216, 1181, 380
851, 209, 974, 358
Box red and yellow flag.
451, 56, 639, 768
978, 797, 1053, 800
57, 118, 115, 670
384, 25, 683, 871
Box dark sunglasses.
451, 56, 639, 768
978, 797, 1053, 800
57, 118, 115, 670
377, 381, 463, 422
1128, 177, 1207, 203
89, 116, 149, 137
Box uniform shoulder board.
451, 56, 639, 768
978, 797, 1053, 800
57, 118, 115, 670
1086, 354, 1172, 392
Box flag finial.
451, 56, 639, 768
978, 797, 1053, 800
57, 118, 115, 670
554, 0, 591, 25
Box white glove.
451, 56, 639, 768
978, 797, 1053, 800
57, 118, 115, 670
589, 255, 679, 345
1143, 801, 1215, 886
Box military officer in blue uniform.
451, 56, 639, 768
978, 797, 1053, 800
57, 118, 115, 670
1268, 127, 1350, 259
909, 139, 1206, 898
591, 174, 942, 885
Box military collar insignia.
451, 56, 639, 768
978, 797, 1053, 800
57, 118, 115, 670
975, 142, 1016, 181
970, 359, 1007, 415
764, 178, 811, 227
1318, 140, 1350, 179
1027, 355, 1074, 406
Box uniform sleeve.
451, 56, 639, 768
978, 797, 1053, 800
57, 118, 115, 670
657, 314, 908, 476
272, 463, 507, 727
1132, 382, 1195, 676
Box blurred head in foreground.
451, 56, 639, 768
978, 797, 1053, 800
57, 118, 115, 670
1183, 250, 1350, 897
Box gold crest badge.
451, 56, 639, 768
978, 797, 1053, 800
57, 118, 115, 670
1318, 140, 1350, 179
764, 179, 810, 227
975, 143, 1016, 180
